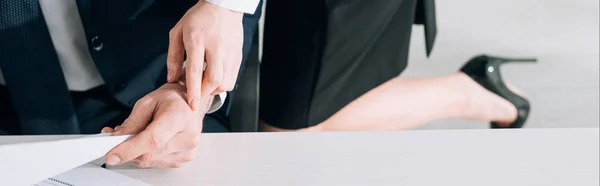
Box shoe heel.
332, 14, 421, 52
488, 56, 538, 64
460, 54, 536, 129
485, 56, 537, 73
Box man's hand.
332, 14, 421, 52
102, 83, 212, 168
166, 1, 244, 111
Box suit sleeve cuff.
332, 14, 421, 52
206, 92, 227, 114
204, 0, 261, 14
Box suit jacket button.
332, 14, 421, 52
91, 36, 104, 51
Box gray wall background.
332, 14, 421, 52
258, 0, 600, 129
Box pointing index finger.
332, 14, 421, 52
183, 30, 205, 111
105, 114, 182, 165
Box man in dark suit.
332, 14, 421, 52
0, 0, 261, 168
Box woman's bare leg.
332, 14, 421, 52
259, 70, 521, 132
294, 72, 518, 131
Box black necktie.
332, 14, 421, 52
0, 1, 80, 134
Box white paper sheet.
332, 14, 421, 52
0, 134, 132, 186
33, 163, 150, 186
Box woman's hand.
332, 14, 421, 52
166, 1, 244, 111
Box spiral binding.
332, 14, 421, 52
47, 177, 75, 186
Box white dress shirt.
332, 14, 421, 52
205, 0, 261, 14
0, 0, 258, 113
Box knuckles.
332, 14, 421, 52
185, 27, 206, 47
135, 96, 154, 107
169, 27, 180, 39
214, 86, 228, 94
205, 71, 223, 87
180, 152, 196, 163
138, 153, 155, 162
134, 161, 155, 168
217, 84, 234, 93
208, 78, 223, 88
171, 163, 184, 168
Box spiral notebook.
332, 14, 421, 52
0, 133, 147, 186
33, 163, 149, 186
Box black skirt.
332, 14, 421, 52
260, 0, 423, 129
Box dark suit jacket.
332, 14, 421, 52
414, 0, 437, 56
0, 0, 262, 134
81, 0, 261, 107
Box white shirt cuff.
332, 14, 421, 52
204, 0, 261, 14
207, 92, 227, 114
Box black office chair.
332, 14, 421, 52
228, 27, 260, 132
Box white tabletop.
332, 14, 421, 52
2, 128, 599, 186
120, 128, 598, 186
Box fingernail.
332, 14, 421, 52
167, 70, 174, 81
106, 155, 121, 165
190, 98, 199, 111
101, 128, 109, 133
111, 127, 122, 136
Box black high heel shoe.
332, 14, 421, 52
459, 55, 537, 128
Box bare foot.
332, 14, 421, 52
456, 72, 519, 127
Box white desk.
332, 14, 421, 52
2, 128, 599, 186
